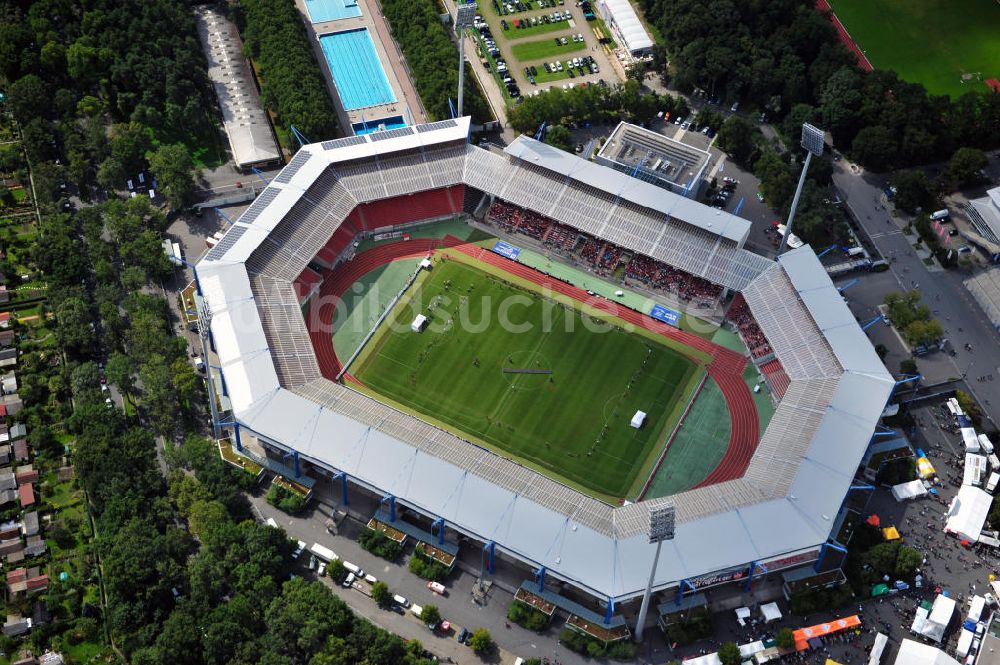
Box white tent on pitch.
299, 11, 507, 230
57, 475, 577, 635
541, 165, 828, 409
411, 314, 428, 333
630, 411, 646, 429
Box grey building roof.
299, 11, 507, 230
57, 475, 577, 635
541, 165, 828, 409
197, 118, 893, 601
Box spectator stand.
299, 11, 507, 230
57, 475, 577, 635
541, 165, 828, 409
484, 198, 726, 315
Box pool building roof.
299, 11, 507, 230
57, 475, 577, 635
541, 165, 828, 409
198, 116, 893, 602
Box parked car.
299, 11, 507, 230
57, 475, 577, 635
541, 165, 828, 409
427, 581, 447, 595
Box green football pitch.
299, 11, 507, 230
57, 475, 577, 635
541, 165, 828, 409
829, 0, 1000, 98
352, 259, 704, 500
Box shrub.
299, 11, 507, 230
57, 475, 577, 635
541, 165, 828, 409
558, 629, 636, 660
371, 581, 390, 607
507, 601, 550, 631
420, 604, 441, 627
326, 559, 347, 583
358, 529, 402, 561
663, 607, 713, 646
408, 550, 450, 581
265, 484, 306, 514
468, 628, 494, 656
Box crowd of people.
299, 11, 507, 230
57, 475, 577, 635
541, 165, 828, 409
727, 295, 772, 359
485, 200, 724, 307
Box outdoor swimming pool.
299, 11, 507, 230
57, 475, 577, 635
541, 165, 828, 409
304, 0, 362, 23
318, 29, 397, 111
352, 116, 407, 135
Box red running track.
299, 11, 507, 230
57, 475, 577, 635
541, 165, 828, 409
306, 239, 761, 487
815, 0, 874, 72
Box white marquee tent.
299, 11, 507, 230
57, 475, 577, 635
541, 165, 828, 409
894, 638, 960, 665
945, 485, 992, 541
891, 480, 928, 502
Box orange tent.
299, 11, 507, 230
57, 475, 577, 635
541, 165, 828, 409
793, 615, 861, 651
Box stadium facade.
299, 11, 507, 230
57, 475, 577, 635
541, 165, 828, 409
196, 117, 893, 610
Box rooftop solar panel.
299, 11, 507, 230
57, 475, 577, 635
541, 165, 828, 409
239, 188, 280, 225
204, 225, 248, 261
417, 119, 458, 133
274, 151, 312, 184
321, 136, 367, 150
369, 127, 414, 142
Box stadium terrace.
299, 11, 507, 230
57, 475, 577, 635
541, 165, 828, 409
196, 116, 893, 611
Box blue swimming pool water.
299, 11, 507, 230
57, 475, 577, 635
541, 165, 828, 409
319, 29, 397, 111
304, 0, 362, 23
352, 116, 407, 135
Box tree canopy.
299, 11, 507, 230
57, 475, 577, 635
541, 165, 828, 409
240, 0, 340, 140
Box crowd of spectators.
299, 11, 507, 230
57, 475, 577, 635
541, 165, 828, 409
727, 295, 772, 358
485, 198, 725, 307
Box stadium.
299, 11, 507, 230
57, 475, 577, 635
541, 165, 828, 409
196, 117, 894, 628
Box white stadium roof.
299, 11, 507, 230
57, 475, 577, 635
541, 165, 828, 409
198, 117, 893, 601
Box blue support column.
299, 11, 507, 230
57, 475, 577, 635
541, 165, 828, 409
215, 207, 235, 226
814, 542, 849, 572
251, 166, 270, 186
862, 316, 883, 331
332, 472, 349, 506
234, 422, 243, 451
380, 495, 396, 522
817, 245, 837, 259
675, 579, 692, 606
207, 329, 216, 354
849, 484, 875, 491
743, 561, 757, 592
484, 541, 495, 574
289, 125, 310, 147
604, 596, 615, 625
431, 518, 445, 545
837, 278, 859, 293
293, 451, 301, 479
536, 566, 546, 592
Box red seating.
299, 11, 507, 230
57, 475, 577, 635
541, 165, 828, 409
354, 185, 465, 231
727, 294, 772, 360
760, 359, 790, 400
293, 266, 323, 303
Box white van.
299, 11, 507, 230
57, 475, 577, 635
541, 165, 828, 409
930, 209, 949, 221
393, 594, 410, 608
343, 561, 365, 577
343, 572, 355, 587
265, 517, 278, 528
410, 603, 423, 618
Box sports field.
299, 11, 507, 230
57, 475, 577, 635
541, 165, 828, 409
828, 0, 1000, 98
353, 258, 704, 500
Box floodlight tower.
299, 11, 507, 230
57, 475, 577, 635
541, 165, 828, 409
454, 0, 478, 117
778, 123, 826, 255
634, 504, 675, 643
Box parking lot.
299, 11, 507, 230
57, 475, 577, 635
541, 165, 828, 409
472, 0, 622, 99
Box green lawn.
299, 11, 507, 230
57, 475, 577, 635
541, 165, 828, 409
829, 0, 1000, 98
511, 37, 586, 62
353, 259, 701, 499
501, 19, 572, 40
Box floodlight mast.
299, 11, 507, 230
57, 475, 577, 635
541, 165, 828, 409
634, 504, 675, 642
454, 1, 478, 117
778, 123, 825, 256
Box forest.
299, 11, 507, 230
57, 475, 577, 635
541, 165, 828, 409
239, 0, 339, 142
635, 0, 1000, 171
381, 0, 492, 123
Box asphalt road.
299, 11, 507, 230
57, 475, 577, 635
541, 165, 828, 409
833, 161, 1000, 428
